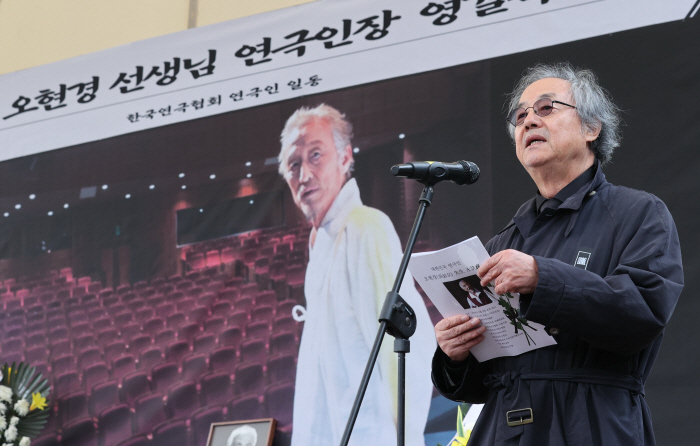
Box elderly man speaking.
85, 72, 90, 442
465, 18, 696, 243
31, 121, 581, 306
278, 104, 435, 446
432, 63, 683, 446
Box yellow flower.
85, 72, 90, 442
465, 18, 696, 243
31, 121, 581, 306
29, 393, 47, 411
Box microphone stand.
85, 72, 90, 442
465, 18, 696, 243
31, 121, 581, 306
339, 184, 435, 446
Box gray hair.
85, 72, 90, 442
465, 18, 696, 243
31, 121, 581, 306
227, 425, 257, 446
506, 63, 621, 165
278, 103, 354, 176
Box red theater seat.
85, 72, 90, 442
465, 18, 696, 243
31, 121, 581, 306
149, 360, 179, 393
191, 406, 224, 446
139, 347, 164, 372
104, 341, 127, 364
77, 346, 102, 370
228, 394, 262, 421
54, 371, 82, 397
276, 300, 298, 318
209, 346, 236, 372
26, 345, 49, 363
92, 317, 113, 332
32, 434, 59, 446
83, 362, 110, 390
112, 355, 137, 382
264, 382, 295, 427
97, 328, 120, 346
154, 329, 176, 347
206, 249, 221, 267
97, 404, 132, 446
186, 286, 204, 299
165, 340, 190, 365
181, 354, 208, 381
203, 316, 225, 334
156, 303, 176, 319
245, 321, 270, 341
166, 312, 186, 330
120, 323, 142, 340
52, 355, 76, 375
255, 290, 276, 307
220, 247, 236, 264
200, 372, 231, 407
135, 308, 155, 322
190, 253, 206, 270
165, 381, 199, 421
114, 312, 133, 326
233, 297, 254, 314
197, 292, 217, 308
218, 327, 243, 349
143, 318, 165, 336
57, 390, 88, 425
134, 393, 167, 435
218, 287, 239, 303
121, 371, 151, 406
267, 354, 296, 384
24, 336, 47, 354
115, 434, 150, 446
269, 331, 296, 356
193, 333, 216, 354
178, 323, 200, 343
90, 380, 119, 416
251, 305, 274, 325
177, 298, 196, 313
211, 301, 231, 317
128, 334, 153, 355
233, 362, 264, 396
60, 416, 97, 446
188, 306, 209, 326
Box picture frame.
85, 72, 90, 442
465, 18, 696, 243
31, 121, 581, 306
206, 418, 276, 446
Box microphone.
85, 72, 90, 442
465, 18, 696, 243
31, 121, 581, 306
390, 160, 480, 186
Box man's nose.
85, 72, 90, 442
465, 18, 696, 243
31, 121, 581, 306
298, 163, 311, 183
522, 108, 542, 129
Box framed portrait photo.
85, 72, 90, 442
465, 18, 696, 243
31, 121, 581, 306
206, 418, 276, 446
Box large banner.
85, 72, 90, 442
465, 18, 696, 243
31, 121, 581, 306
0, 0, 697, 160
0, 1, 698, 446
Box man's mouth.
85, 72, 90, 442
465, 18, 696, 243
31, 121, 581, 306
299, 187, 317, 200
525, 135, 547, 148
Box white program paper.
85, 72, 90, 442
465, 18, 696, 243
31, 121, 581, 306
409, 236, 556, 362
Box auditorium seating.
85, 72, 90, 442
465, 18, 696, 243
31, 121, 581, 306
0, 224, 317, 445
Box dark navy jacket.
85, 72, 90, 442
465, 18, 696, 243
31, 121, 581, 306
432, 165, 684, 445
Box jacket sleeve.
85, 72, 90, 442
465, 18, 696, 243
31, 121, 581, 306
523, 194, 684, 354
431, 347, 490, 403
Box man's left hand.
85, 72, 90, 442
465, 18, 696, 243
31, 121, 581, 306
478, 249, 538, 295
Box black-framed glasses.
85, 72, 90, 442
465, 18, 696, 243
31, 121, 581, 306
507, 98, 576, 127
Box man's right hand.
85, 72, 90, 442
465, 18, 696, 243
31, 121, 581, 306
435, 315, 486, 362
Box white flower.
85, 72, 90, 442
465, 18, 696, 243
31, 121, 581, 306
4, 425, 17, 442
19, 436, 31, 446
0, 387, 12, 403
0, 403, 6, 413
0, 416, 6, 431
14, 399, 29, 417
9, 417, 18, 427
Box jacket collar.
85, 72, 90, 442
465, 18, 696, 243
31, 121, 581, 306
508, 162, 607, 238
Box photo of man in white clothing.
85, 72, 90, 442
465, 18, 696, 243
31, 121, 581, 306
277, 104, 436, 446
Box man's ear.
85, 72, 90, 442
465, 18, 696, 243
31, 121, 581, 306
585, 121, 602, 143
340, 144, 354, 174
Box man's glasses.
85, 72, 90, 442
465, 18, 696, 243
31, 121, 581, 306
507, 98, 576, 127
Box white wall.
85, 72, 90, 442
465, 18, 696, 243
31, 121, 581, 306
0, 0, 316, 75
